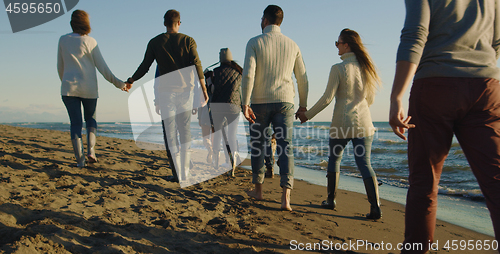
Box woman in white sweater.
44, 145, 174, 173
57, 10, 126, 167
297, 29, 382, 219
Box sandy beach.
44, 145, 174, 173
0, 124, 496, 253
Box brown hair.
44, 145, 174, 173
70, 10, 91, 35
339, 28, 381, 105
164, 9, 180, 27
263, 5, 283, 26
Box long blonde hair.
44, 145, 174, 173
340, 28, 381, 105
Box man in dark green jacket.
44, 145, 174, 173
126, 9, 208, 183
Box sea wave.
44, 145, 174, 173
375, 127, 393, 133
438, 187, 484, 200
101, 130, 133, 134
378, 138, 407, 145
372, 147, 407, 155
316, 159, 328, 167
442, 165, 471, 172
129, 123, 162, 127
312, 125, 330, 130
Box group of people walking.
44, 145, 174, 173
57, 1, 500, 253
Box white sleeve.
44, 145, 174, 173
91, 44, 125, 89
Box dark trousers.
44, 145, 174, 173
403, 77, 500, 253
62, 96, 97, 139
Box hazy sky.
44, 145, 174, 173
1, 1, 416, 123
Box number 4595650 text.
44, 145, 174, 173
5, 3, 61, 14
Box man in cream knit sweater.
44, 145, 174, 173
242, 5, 308, 211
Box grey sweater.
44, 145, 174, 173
396, 0, 500, 80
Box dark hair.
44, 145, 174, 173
164, 9, 180, 27
70, 10, 91, 35
339, 28, 381, 105
263, 5, 283, 25
222, 61, 243, 75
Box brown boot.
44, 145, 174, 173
364, 176, 382, 220
321, 172, 339, 210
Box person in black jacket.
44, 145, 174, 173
210, 48, 243, 177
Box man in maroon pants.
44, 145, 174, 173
389, 0, 500, 253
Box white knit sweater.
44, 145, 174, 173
241, 25, 308, 107
305, 52, 375, 139
57, 33, 125, 99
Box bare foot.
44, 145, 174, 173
87, 154, 98, 163
246, 189, 263, 200
281, 187, 292, 211
246, 183, 263, 200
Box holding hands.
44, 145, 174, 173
295, 106, 308, 124
122, 77, 134, 92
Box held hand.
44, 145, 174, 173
124, 77, 134, 92
389, 100, 415, 140
295, 106, 307, 120
296, 111, 308, 124
120, 81, 130, 92
242, 105, 256, 124
155, 105, 161, 115
125, 82, 133, 91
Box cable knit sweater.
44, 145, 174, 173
57, 33, 125, 98
241, 25, 308, 106
304, 52, 375, 139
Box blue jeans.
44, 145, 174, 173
328, 136, 376, 179
264, 127, 275, 168
62, 96, 97, 139
158, 91, 193, 155
250, 103, 294, 189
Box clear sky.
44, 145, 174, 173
1, 1, 410, 123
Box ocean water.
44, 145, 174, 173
5, 121, 495, 236
293, 122, 482, 200
11, 121, 481, 199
